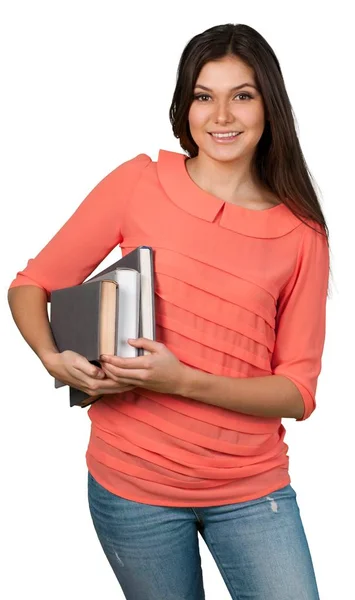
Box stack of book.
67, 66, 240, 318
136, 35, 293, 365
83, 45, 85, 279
49, 246, 156, 408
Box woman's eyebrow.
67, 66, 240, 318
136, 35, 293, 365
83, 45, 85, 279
194, 83, 258, 91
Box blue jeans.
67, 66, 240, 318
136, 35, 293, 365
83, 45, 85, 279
87, 471, 320, 599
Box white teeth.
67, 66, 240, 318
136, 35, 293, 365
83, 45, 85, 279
211, 132, 240, 138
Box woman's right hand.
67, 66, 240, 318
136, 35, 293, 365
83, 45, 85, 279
42, 349, 135, 396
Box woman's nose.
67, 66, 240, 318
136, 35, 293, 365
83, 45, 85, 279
213, 102, 234, 124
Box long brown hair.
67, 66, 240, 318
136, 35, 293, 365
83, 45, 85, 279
169, 23, 330, 246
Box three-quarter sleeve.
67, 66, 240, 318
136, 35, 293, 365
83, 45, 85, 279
271, 222, 330, 421
8, 153, 151, 298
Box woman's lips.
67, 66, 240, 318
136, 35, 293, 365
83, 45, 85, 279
209, 132, 242, 143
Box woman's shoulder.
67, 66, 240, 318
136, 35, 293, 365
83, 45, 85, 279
117, 152, 152, 173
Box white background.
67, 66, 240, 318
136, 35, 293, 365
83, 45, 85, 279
1, 1, 354, 598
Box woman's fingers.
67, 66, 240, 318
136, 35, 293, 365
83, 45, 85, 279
53, 351, 136, 395
88, 377, 136, 394
74, 373, 136, 396
70, 353, 105, 379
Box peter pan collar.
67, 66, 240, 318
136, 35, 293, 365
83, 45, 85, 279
156, 149, 302, 239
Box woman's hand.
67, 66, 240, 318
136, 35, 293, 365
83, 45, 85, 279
42, 350, 136, 396
99, 338, 188, 395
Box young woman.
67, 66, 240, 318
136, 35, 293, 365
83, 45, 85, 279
8, 23, 329, 600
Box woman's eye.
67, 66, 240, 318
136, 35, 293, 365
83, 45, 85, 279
193, 93, 252, 102
193, 94, 210, 101
236, 93, 252, 101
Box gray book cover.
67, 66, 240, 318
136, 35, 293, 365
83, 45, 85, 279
50, 279, 118, 395
51, 280, 105, 360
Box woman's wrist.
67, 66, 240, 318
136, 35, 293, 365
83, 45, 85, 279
38, 348, 60, 369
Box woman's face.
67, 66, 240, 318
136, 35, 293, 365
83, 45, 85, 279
188, 55, 266, 162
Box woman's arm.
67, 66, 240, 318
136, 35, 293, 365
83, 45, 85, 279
8, 285, 60, 366
8, 154, 151, 385
180, 223, 330, 421
179, 370, 304, 419
99, 337, 303, 418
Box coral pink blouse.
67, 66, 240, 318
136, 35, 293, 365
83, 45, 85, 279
9, 149, 329, 507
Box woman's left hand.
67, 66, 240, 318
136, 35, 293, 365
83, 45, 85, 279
99, 338, 188, 395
